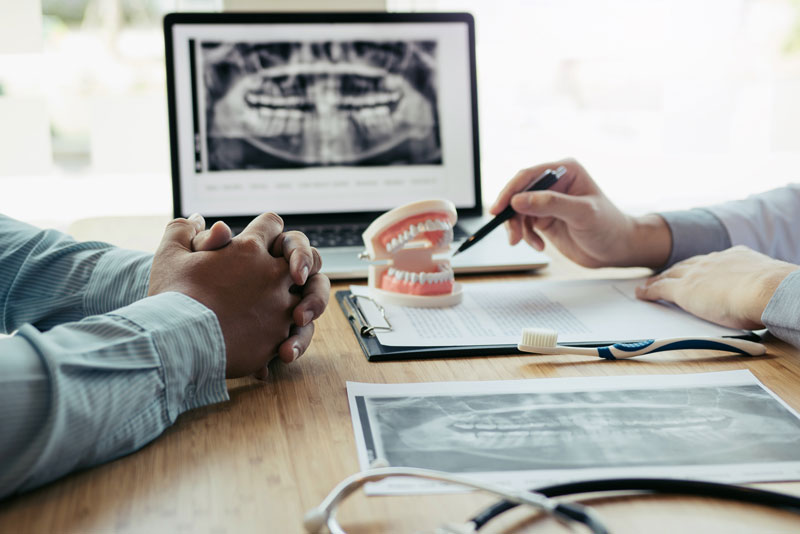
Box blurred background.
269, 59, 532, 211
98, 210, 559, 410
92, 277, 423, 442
1, 0, 799, 232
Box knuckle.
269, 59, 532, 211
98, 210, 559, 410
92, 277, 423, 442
238, 234, 265, 255
288, 230, 310, 245
306, 293, 326, 312
166, 218, 191, 231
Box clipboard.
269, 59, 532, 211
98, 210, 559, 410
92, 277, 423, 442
335, 288, 763, 362
335, 289, 520, 361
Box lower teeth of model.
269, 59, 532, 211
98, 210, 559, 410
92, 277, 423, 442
388, 267, 453, 284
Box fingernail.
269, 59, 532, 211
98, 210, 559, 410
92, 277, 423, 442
292, 346, 300, 361
302, 310, 313, 326
301, 265, 309, 284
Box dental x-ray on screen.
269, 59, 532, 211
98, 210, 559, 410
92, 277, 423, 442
201, 40, 442, 170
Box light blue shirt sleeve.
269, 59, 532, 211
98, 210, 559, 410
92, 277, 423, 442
0, 215, 229, 499
0, 214, 154, 331
659, 193, 800, 349
658, 208, 732, 268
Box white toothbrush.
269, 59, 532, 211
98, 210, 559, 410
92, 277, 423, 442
518, 328, 765, 359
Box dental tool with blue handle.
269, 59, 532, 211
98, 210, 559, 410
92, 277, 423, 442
518, 328, 765, 359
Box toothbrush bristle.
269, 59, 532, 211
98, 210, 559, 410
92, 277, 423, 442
519, 328, 559, 349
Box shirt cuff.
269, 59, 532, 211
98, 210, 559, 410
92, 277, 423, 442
84, 248, 152, 316
658, 209, 732, 268
762, 270, 800, 349
110, 292, 228, 419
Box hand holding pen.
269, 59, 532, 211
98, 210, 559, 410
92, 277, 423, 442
453, 165, 566, 256
487, 158, 673, 269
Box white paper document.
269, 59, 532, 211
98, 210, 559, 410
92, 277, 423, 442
350, 278, 745, 347
347, 370, 800, 495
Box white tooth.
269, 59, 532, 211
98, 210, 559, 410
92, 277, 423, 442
388, 267, 396, 276
425, 220, 436, 231
373, 105, 392, 135
419, 272, 427, 284
403, 230, 410, 241
417, 223, 426, 233
408, 225, 418, 236
258, 95, 271, 105
269, 111, 287, 137
402, 271, 410, 282
410, 272, 418, 283
359, 108, 375, 129
286, 116, 302, 136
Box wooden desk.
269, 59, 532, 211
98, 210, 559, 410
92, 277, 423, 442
2, 251, 800, 533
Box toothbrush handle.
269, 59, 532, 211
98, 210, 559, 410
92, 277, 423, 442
599, 337, 765, 360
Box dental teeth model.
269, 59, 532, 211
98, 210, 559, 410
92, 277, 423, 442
361, 199, 462, 307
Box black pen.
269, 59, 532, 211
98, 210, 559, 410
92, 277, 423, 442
452, 165, 567, 257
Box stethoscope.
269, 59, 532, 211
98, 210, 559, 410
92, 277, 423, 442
305, 467, 800, 533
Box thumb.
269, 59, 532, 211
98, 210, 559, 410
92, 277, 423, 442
509, 190, 591, 226
192, 220, 233, 251
156, 218, 198, 255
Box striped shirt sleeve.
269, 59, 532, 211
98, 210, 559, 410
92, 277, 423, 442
0, 216, 229, 498
0, 214, 153, 333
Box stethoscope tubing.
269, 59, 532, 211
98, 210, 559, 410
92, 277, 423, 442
470, 477, 800, 530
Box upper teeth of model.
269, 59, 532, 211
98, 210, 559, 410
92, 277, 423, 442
386, 219, 453, 253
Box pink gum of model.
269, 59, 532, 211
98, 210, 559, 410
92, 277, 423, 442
361, 199, 463, 307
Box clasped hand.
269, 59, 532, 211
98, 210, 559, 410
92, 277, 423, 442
148, 212, 330, 379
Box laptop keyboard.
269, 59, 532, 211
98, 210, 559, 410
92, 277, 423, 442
289, 224, 368, 248
285, 223, 468, 249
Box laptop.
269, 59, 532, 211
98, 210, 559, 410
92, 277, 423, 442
164, 11, 549, 279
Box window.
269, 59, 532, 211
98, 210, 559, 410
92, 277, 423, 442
2, 0, 799, 228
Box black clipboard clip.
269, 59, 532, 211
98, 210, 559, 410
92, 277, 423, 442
343, 294, 393, 337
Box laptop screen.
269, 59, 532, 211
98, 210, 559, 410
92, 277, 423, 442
164, 12, 480, 222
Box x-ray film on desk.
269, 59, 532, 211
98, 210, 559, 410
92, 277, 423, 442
347, 371, 800, 495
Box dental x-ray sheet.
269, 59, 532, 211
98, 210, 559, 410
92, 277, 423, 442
347, 370, 800, 495
349, 278, 745, 347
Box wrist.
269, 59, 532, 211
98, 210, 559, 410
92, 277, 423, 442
625, 214, 672, 269
752, 263, 799, 325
